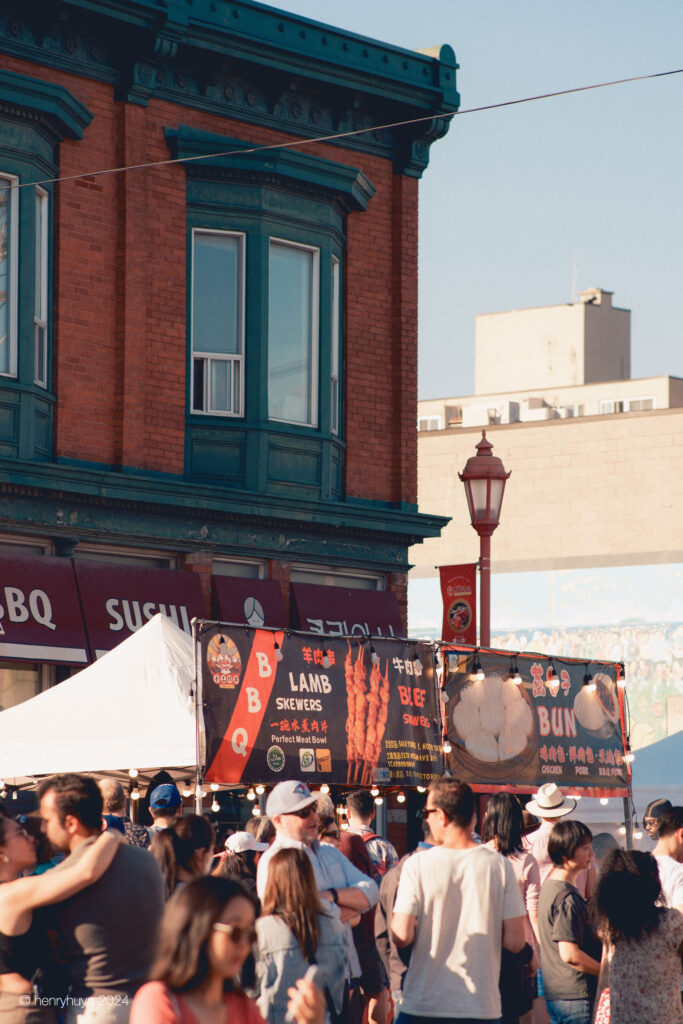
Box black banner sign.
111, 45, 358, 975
442, 649, 629, 795
201, 624, 443, 786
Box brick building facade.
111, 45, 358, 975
0, 0, 456, 707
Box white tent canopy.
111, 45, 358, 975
0, 614, 198, 781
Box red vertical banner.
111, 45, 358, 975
439, 564, 477, 644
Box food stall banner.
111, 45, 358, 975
290, 583, 403, 637
73, 562, 205, 658
442, 648, 629, 796
439, 564, 477, 644
0, 554, 88, 664
211, 576, 286, 628
202, 624, 442, 786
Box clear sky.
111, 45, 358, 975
277, 0, 683, 398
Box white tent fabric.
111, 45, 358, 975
0, 614, 197, 780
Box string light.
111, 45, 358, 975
617, 664, 626, 688
370, 786, 379, 797
443, 739, 453, 754
370, 643, 380, 666
322, 650, 331, 669
472, 653, 485, 681
210, 783, 219, 792
247, 788, 256, 801
11, 790, 18, 801
182, 785, 192, 798
618, 824, 627, 835
256, 785, 265, 795
417, 786, 426, 793
274, 640, 283, 662
320, 784, 330, 794
547, 661, 557, 683
600, 797, 609, 806
131, 787, 140, 801
583, 666, 594, 690
634, 828, 643, 840
374, 796, 384, 806
251, 804, 260, 816
211, 798, 220, 813
624, 752, 635, 763
397, 792, 406, 803
128, 768, 139, 778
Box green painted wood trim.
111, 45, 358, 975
0, 458, 450, 546
166, 127, 375, 212
0, 68, 93, 140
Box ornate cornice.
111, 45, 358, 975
2, 0, 459, 176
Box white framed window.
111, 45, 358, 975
212, 558, 266, 579
290, 565, 383, 590
268, 239, 319, 427
330, 256, 340, 435
0, 173, 18, 379
34, 188, 48, 387
418, 416, 442, 432
191, 229, 245, 416
627, 397, 655, 412
599, 399, 624, 415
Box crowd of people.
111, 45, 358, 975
0, 775, 682, 1024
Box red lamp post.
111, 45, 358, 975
458, 431, 510, 647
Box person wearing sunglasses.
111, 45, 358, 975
0, 811, 123, 1022
256, 782, 379, 986
130, 876, 325, 1024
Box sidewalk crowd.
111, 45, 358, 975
0, 776, 682, 1024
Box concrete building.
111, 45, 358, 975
0, 0, 458, 711
411, 289, 683, 752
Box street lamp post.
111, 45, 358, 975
458, 430, 510, 647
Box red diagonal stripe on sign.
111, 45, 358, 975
206, 630, 284, 784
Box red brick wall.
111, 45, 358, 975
6, 55, 419, 507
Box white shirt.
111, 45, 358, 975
394, 844, 524, 1019
655, 854, 683, 908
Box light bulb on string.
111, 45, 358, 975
443, 739, 452, 754
370, 643, 380, 666
413, 646, 422, 672
547, 661, 557, 683
210, 783, 219, 792
370, 786, 379, 797
397, 792, 406, 803
322, 650, 331, 669
247, 788, 256, 801
374, 796, 384, 806
634, 828, 643, 840
274, 641, 283, 663
472, 653, 485, 681
320, 784, 330, 794
251, 804, 260, 816
340, 821, 349, 831
131, 787, 140, 801
624, 752, 635, 763
417, 786, 426, 793
256, 785, 265, 795
11, 790, 18, 801
618, 825, 627, 835
211, 798, 220, 813
182, 785, 192, 798
600, 797, 609, 806
128, 768, 139, 778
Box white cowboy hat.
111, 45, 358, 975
526, 783, 576, 818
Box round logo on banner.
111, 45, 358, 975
267, 745, 286, 773
448, 599, 472, 632
207, 633, 242, 689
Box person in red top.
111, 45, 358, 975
131, 876, 324, 1024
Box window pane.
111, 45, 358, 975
35, 192, 44, 318
210, 358, 229, 412
193, 232, 241, 355
0, 187, 10, 374
193, 357, 205, 411
330, 257, 340, 434
268, 241, 317, 425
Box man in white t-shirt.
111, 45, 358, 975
391, 778, 525, 1023
653, 806, 683, 912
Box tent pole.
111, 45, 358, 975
193, 618, 203, 815
622, 794, 633, 850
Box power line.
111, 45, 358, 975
1, 67, 681, 193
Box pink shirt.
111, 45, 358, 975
131, 982, 265, 1024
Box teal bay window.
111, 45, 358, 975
167, 125, 374, 502
0, 68, 91, 461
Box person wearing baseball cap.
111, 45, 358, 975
148, 783, 182, 835
255, 780, 379, 981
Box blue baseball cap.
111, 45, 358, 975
149, 784, 182, 810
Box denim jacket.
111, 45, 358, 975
255, 910, 349, 1024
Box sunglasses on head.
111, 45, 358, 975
286, 804, 318, 819
212, 922, 257, 945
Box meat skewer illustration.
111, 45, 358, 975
345, 640, 357, 784
366, 660, 391, 783
352, 645, 368, 785
360, 658, 381, 786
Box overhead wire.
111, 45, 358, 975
0, 66, 681, 193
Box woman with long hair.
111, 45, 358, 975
131, 875, 324, 1024
591, 848, 683, 1024
482, 794, 540, 1024
150, 815, 215, 898
0, 811, 122, 1023
255, 848, 348, 1024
